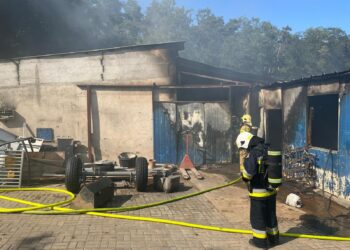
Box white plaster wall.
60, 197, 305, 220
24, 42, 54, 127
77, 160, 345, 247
0, 62, 18, 87
0, 84, 87, 143
0, 48, 178, 161
0, 85, 154, 161
103, 49, 175, 85
19, 56, 102, 85
91, 90, 153, 161
0, 49, 175, 87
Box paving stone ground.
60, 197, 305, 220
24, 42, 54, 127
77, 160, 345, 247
0, 166, 349, 250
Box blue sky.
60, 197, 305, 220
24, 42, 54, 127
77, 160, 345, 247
138, 0, 350, 33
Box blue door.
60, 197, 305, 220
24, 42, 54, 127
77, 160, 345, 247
154, 102, 232, 165
153, 103, 177, 163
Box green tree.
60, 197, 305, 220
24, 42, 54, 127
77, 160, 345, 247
142, 0, 192, 43
219, 18, 281, 78
301, 28, 350, 76
186, 9, 226, 66
2, 0, 350, 82
121, 0, 144, 43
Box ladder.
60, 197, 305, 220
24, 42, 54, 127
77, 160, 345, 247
0, 150, 24, 187
0, 137, 34, 188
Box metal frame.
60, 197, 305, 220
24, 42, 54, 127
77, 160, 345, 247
306, 92, 339, 152
0, 137, 34, 187
82, 163, 177, 180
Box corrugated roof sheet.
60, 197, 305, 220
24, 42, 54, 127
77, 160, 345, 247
264, 69, 350, 89
2, 41, 185, 61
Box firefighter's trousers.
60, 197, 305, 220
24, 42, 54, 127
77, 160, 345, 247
250, 194, 279, 248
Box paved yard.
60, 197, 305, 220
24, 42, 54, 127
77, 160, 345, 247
0, 167, 349, 249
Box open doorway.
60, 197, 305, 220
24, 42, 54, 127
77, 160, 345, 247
265, 109, 283, 150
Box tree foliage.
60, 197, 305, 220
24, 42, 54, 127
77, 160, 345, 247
1, 0, 350, 81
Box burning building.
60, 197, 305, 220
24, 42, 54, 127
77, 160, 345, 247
259, 71, 350, 203
0, 41, 265, 165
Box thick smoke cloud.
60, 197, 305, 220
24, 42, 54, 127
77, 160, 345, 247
0, 0, 127, 58
1, 0, 349, 81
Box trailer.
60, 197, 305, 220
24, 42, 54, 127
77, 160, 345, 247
65, 155, 180, 194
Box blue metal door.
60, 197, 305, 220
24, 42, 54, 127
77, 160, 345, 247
153, 103, 177, 163
154, 102, 232, 165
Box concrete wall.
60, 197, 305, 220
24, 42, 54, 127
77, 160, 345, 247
0, 48, 176, 87
0, 48, 177, 161
91, 89, 153, 161
0, 84, 155, 161
0, 84, 87, 142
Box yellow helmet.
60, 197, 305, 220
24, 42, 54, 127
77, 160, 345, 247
241, 114, 252, 125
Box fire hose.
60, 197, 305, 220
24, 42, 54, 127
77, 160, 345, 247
0, 177, 349, 241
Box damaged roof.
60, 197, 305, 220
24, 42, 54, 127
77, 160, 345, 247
3, 41, 185, 61
265, 69, 350, 89
177, 58, 272, 85
2, 40, 269, 85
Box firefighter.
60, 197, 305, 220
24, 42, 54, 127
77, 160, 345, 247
239, 114, 253, 173
240, 114, 253, 133
236, 131, 279, 249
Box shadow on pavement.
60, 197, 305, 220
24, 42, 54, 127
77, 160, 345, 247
17, 233, 52, 248
108, 194, 133, 207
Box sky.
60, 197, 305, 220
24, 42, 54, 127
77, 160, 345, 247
138, 0, 350, 33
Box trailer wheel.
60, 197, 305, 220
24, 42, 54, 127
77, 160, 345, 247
135, 157, 148, 192
65, 156, 83, 194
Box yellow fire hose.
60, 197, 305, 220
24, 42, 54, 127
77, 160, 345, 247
22, 176, 243, 215
0, 187, 75, 213
0, 178, 349, 242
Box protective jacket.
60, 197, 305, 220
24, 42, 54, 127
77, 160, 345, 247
241, 138, 276, 199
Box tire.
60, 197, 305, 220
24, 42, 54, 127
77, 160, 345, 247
65, 156, 83, 194
135, 157, 148, 192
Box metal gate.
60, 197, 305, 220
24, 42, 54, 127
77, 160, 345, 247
154, 103, 177, 164
154, 102, 232, 165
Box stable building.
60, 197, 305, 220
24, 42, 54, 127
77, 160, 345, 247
0, 41, 266, 165
259, 70, 350, 202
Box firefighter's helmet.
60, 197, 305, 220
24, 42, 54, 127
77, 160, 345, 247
236, 131, 254, 149
241, 114, 252, 125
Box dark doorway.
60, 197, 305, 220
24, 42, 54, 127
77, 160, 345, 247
308, 94, 338, 150
266, 109, 283, 150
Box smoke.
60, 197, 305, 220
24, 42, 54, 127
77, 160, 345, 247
0, 0, 127, 58
1, 0, 349, 80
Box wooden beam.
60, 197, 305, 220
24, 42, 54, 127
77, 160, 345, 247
87, 86, 94, 163
180, 71, 252, 86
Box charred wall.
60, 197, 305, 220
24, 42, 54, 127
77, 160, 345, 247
280, 82, 350, 201
283, 86, 307, 148
0, 47, 178, 161
0, 48, 177, 87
